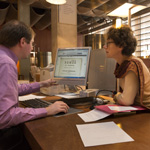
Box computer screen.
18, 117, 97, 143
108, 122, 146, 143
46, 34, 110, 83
54, 47, 91, 86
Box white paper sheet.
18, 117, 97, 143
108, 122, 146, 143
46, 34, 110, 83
76, 121, 134, 147
55, 93, 79, 99
19, 94, 46, 101
78, 109, 111, 122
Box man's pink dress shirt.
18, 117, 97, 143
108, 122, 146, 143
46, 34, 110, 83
0, 45, 47, 129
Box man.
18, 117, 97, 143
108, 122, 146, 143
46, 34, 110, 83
0, 20, 69, 150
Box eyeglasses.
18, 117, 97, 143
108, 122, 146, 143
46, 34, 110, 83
24, 39, 36, 47
105, 42, 115, 47
32, 42, 36, 47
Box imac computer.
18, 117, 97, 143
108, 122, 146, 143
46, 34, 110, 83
54, 47, 91, 87
88, 49, 116, 95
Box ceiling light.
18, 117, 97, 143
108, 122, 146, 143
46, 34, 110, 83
46, 0, 66, 5
116, 18, 122, 28
107, 3, 146, 18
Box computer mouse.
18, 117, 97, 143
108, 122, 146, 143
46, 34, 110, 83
55, 111, 66, 117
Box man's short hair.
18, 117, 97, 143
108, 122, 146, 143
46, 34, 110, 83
0, 20, 35, 48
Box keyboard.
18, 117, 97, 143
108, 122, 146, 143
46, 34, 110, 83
20, 98, 51, 108
20, 98, 82, 117
20, 97, 94, 108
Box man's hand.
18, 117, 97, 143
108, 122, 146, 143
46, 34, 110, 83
45, 101, 69, 116
40, 79, 58, 88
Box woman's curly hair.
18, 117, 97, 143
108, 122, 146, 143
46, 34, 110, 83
107, 25, 137, 56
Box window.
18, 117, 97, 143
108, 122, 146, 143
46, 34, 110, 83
131, 12, 150, 57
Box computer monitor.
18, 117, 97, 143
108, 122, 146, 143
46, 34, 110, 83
54, 47, 91, 86
88, 49, 116, 94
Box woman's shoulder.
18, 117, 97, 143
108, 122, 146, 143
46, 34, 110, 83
131, 57, 149, 69
128, 57, 146, 68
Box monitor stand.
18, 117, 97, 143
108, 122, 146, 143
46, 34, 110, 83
65, 85, 78, 93
57, 85, 79, 96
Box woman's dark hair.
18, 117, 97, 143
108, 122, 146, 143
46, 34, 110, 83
106, 25, 137, 56
0, 20, 35, 48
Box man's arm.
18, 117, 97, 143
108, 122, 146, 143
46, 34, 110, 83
18, 82, 40, 96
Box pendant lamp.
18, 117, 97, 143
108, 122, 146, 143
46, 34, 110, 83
46, 0, 66, 5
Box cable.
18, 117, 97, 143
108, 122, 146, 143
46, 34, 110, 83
75, 85, 83, 91
90, 89, 117, 110
95, 89, 116, 101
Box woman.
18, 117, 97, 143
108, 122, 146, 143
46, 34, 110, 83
103, 25, 150, 109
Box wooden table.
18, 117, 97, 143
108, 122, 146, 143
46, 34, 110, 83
22, 96, 150, 150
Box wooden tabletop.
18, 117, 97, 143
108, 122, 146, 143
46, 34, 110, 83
22, 96, 150, 150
